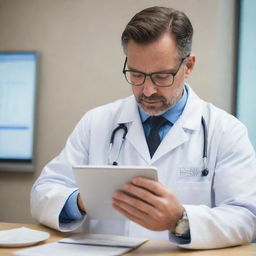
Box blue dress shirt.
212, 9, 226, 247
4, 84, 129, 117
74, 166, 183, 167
139, 85, 188, 139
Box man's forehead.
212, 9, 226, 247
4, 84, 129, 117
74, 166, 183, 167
125, 43, 180, 70
125, 33, 179, 58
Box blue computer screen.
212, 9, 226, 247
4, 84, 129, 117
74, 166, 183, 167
0, 52, 37, 161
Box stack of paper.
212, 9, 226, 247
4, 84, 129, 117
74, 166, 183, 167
15, 233, 147, 256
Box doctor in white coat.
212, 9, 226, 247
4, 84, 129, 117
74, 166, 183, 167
31, 7, 256, 249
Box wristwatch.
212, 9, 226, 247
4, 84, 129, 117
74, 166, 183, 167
174, 210, 190, 236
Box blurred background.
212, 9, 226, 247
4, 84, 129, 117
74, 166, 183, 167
0, 0, 254, 224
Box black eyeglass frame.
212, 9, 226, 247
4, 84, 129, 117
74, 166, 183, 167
122, 55, 189, 87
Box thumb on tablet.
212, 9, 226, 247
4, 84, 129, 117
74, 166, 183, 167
77, 193, 86, 213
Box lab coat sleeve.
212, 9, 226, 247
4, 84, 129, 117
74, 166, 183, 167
31, 113, 91, 232
174, 118, 256, 249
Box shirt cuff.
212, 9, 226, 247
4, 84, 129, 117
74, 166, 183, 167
59, 190, 85, 223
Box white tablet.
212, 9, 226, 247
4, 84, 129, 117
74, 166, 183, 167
72, 165, 158, 220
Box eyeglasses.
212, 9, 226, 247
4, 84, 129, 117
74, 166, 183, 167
122, 55, 189, 87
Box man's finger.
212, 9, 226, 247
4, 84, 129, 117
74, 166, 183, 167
112, 191, 160, 218
132, 177, 168, 196
122, 183, 160, 207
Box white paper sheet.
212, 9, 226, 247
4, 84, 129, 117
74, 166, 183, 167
14, 233, 147, 256
14, 242, 131, 256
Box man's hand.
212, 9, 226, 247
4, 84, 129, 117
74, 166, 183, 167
77, 193, 86, 213
112, 177, 184, 232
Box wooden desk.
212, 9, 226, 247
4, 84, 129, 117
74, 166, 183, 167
0, 222, 255, 256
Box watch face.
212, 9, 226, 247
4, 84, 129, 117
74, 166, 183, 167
175, 219, 190, 235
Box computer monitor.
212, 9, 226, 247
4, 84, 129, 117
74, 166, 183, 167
0, 52, 38, 171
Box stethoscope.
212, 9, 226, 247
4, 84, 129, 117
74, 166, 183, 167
108, 124, 128, 166
108, 116, 209, 176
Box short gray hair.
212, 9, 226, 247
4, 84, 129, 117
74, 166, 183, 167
121, 6, 193, 58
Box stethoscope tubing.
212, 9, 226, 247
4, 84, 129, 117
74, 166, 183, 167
110, 123, 128, 144
109, 116, 209, 176
109, 123, 128, 165
201, 116, 208, 159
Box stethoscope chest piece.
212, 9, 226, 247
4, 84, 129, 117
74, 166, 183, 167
201, 168, 209, 176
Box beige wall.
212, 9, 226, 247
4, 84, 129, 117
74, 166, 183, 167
0, 0, 236, 223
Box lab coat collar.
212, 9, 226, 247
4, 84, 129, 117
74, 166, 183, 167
117, 95, 150, 162
180, 85, 204, 131
116, 85, 204, 163
117, 95, 138, 124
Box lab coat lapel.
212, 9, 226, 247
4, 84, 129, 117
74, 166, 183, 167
151, 119, 187, 162
117, 96, 150, 163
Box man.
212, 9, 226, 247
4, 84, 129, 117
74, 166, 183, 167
31, 7, 256, 249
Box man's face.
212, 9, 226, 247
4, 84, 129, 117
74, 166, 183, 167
125, 33, 194, 116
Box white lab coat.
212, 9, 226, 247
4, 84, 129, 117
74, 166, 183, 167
31, 85, 256, 249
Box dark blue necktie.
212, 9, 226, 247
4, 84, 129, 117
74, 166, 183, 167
146, 116, 168, 158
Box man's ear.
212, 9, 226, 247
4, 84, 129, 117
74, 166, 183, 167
184, 55, 196, 79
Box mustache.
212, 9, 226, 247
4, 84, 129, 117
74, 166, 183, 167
138, 94, 166, 101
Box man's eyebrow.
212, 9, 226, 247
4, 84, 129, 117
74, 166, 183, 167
127, 65, 142, 72
127, 65, 177, 73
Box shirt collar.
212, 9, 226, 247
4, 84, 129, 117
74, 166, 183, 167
139, 85, 188, 124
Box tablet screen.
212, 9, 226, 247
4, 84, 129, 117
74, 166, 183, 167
73, 165, 158, 220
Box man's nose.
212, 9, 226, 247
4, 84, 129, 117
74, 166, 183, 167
142, 77, 157, 97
